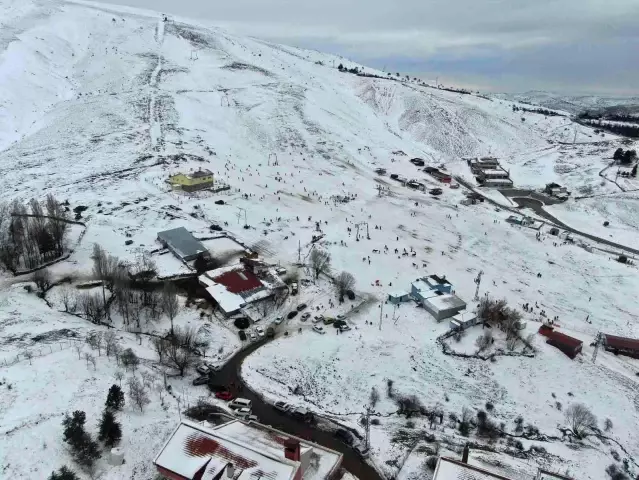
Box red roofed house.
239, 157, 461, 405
154, 419, 342, 480
546, 331, 583, 359
603, 334, 639, 359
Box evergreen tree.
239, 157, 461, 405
613, 147, 624, 160
61, 410, 101, 471
49, 466, 79, 480
62, 411, 87, 447
337, 63, 343, 71
193, 253, 209, 274
105, 384, 125, 411
98, 408, 122, 447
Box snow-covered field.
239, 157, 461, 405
1, 0, 639, 479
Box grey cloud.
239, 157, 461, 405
104, 0, 639, 94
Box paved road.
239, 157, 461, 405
210, 339, 384, 480
455, 176, 639, 256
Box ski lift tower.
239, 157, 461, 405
592, 332, 603, 363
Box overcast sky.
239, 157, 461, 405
104, 0, 639, 95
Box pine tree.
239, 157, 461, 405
613, 147, 624, 160
98, 408, 122, 447
49, 466, 79, 480
61, 410, 101, 471
337, 63, 344, 71
62, 411, 87, 447
105, 384, 125, 411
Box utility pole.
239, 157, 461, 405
473, 270, 483, 301
236, 207, 247, 227
297, 240, 302, 265
366, 222, 370, 240
379, 302, 383, 331
364, 406, 372, 450
592, 332, 603, 363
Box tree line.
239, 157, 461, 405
0, 195, 69, 272
579, 119, 639, 138
512, 105, 564, 117
613, 147, 638, 166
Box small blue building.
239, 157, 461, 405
388, 291, 411, 304
411, 274, 453, 302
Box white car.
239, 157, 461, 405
249, 331, 257, 341
274, 401, 291, 412
234, 407, 252, 420
301, 312, 311, 321
339, 324, 351, 332
196, 363, 210, 375
313, 325, 325, 334
313, 315, 323, 324
336, 314, 345, 320
255, 326, 265, 337
274, 316, 284, 325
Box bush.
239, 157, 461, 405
395, 394, 424, 418
604, 418, 613, 431
605, 464, 630, 480
565, 403, 597, 439
424, 456, 438, 471
514, 416, 524, 433
556, 401, 562, 411
120, 348, 139, 370
485, 401, 494, 411
514, 440, 524, 450
370, 418, 380, 425
49, 466, 79, 480
610, 449, 621, 462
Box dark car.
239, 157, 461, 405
238, 330, 247, 341
390, 173, 399, 180
215, 199, 225, 205
429, 188, 443, 195
266, 327, 275, 339
296, 303, 307, 311
210, 224, 223, 231
192, 375, 209, 386
335, 428, 354, 446
287, 311, 298, 319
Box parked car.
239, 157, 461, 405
335, 428, 355, 446
313, 315, 324, 324
296, 303, 307, 311
196, 363, 210, 375
266, 327, 275, 339
209, 224, 223, 231
275, 266, 287, 275
274, 401, 291, 412
249, 331, 257, 341
429, 188, 443, 195
246, 414, 258, 422
215, 390, 235, 401
323, 317, 335, 325
287, 311, 298, 319
339, 324, 351, 332
301, 312, 311, 321
291, 407, 314, 422
234, 407, 253, 420
192, 375, 209, 386
354, 443, 370, 458
229, 398, 252, 410
274, 316, 284, 325
238, 330, 247, 341
336, 314, 345, 320
313, 325, 326, 334
290, 282, 298, 295
255, 326, 265, 337
214, 199, 225, 205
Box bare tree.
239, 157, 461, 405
309, 248, 331, 280
162, 282, 180, 335
32, 268, 52, 295
506, 335, 519, 351
91, 243, 119, 319
104, 331, 119, 357
60, 286, 76, 312
78, 292, 105, 323
74, 343, 83, 360
152, 336, 168, 364
164, 327, 196, 377
127, 376, 150, 412
45, 194, 68, 255
84, 352, 96, 370
334, 271, 355, 301
565, 403, 597, 439
114, 370, 124, 386
475, 331, 493, 352
23, 350, 33, 365
140, 370, 155, 389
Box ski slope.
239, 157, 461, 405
1, 1, 638, 480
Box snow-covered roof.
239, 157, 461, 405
157, 227, 208, 260
412, 279, 430, 292
424, 294, 466, 311
389, 290, 410, 298
214, 420, 342, 480
154, 420, 300, 480
452, 311, 476, 323
433, 457, 513, 479
204, 283, 245, 314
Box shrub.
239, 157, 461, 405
604, 418, 613, 431
610, 449, 621, 462
424, 456, 438, 471
514, 416, 524, 433
514, 440, 524, 450
395, 395, 424, 418
605, 464, 629, 480
371, 418, 380, 425
485, 401, 494, 411
565, 403, 597, 439
48, 466, 79, 480
556, 401, 562, 411
120, 348, 139, 371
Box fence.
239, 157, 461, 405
0, 337, 82, 368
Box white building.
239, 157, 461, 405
423, 293, 467, 321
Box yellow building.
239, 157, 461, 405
168, 169, 214, 192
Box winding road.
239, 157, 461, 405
211, 339, 384, 480
455, 177, 639, 256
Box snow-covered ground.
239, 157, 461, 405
1, 1, 638, 479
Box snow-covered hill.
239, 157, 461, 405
494, 91, 639, 116
1, 1, 639, 480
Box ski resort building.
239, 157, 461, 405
157, 227, 209, 262
423, 293, 467, 321
602, 334, 639, 358
388, 291, 411, 304
540, 328, 583, 359
167, 168, 214, 192
154, 419, 342, 480
411, 274, 453, 301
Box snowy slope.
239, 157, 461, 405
494, 91, 639, 115
1, 1, 639, 480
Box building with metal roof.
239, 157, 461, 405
423, 293, 467, 321
157, 227, 208, 262
154, 419, 342, 480
603, 333, 639, 358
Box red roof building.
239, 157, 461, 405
546, 331, 583, 359
603, 334, 639, 359
213, 268, 263, 294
